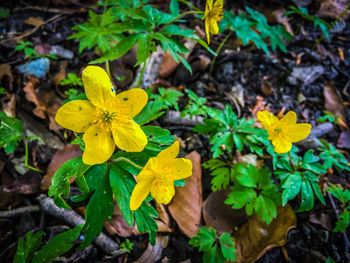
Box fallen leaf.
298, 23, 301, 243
337, 131, 350, 149
2, 93, 16, 117
250, 96, 268, 116
156, 203, 171, 227
105, 206, 136, 237
234, 205, 296, 263
317, 0, 350, 19
3, 172, 41, 195
40, 144, 81, 191
309, 213, 332, 231
25, 17, 45, 27
203, 190, 247, 233
324, 81, 348, 129
23, 76, 45, 119
168, 151, 202, 238
0, 63, 13, 89
135, 236, 169, 263
53, 60, 68, 86
273, 9, 294, 35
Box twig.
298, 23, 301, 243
163, 111, 203, 126
36, 194, 124, 256
327, 192, 350, 253
0, 205, 41, 218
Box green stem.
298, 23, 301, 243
174, 10, 203, 21
178, 0, 202, 12
105, 61, 111, 78
24, 141, 43, 173
209, 32, 233, 75
288, 152, 295, 170
136, 62, 147, 87
113, 157, 143, 170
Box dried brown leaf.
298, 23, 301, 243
203, 190, 247, 233
2, 93, 16, 117
54, 61, 68, 86
235, 205, 296, 263
104, 206, 136, 237
25, 17, 45, 27
135, 236, 169, 263
23, 76, 45, 119
168, 151, 202, 238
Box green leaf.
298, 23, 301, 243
0, 111, 23, 154
225, 185, 256, 209
32, 225, 83, 263
81, 164, 114, 248
298, 180, 314, 212
169, 0, 179, 16
203, 159, 233, 191
48, 157, 90, 209
189, 227, 216, 251
142, 126, 174, 148
254, 195, 277, 224
134, 100, 168, 125
150, 87, 183, 111
92, 34, 140, 63
134, 202, 158, 245
109, 163, 136, 226
281, 172, 302, 206
136, 34, 154, 66
219, 232, 236, 261
334, 210, 350, 232
14, 231, 45, 263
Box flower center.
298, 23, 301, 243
274, 127, 283, 134
101, 111, 116, 123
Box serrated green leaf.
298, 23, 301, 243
254, 195, 277, 224
81, 164, 114, 248
109, 163, 136, 226
32, 225, 82, 263
134, 100, 167, 125
334, 210, 350, 232
298, 180, 314, 212
142, 126, 174, 146
189, 227, 216, 251
134, 203, 158, 245
219, 232, 236, 261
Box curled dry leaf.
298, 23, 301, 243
317, 0, 350, 19
105, 206, 136, 237
53, 61, 68, 86
273, 9, 294, 35
25, 17, 45, 27
23, 76, 45, 119
203, 190, 247, 233
135, 235, 169, 263
40, 144, 81, 191
234, 205, 296, 263
168, 151, 202, 238
2, 93, 16, 117
323, 81, 348, 129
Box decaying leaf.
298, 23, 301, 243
25, 17, 45, 27
23, 76, 45, 119
134, 236, 169, 263
323, 81, 348, 129
234, 205, 296, 263
317, 0, 350, 19
40, 144, 81, 191
2, 93, 16, 117
273, 9, 294, 35
203, 190, 247, 233
337, 131, 350, 149
54, 61, 68, 86
105, 206, 136, 237
168, 151, 202, 238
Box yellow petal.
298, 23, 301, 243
284, 123, 312, 143
114, 88, 148, 117
170, 158, 193, 180
272, 137, 292, 154
205, 0, 213, 14
137, 158, 157, 181
82, 66, 115, 109
281, 111, 297, 125
130, 179, 152, 211
205, 18, 211, 44
212, 0, 224, 20
257, 111, 279, 129
82, 125, 115, 165
151, 179, 175, 205
55, 100, 96, 133
157, 141, 180, 161
209, 19, 219, 34
112, 119, 147, 152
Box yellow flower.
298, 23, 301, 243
130, 141, 192, 211
257, 111, 312, 154
203, 0, 224, 44
55, 66, 148, 165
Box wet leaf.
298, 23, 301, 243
134, 236, 169, 263
168, 151, 202, 238
234, 205, 296, 263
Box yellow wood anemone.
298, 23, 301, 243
257, 111, 312, 154
55, 66, 148, 165
203, 0, 224, 44
130, 141, 192, 211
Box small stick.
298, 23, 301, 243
0, 205, 41, 218
37, 194, 124, 256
